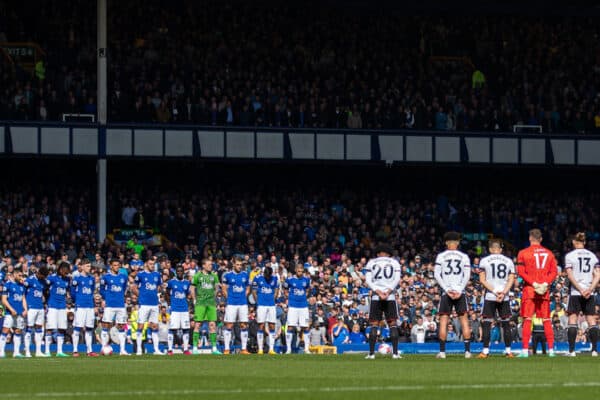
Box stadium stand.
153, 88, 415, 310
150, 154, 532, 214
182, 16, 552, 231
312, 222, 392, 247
1, 1, 600, 133
0, 161, 596, 348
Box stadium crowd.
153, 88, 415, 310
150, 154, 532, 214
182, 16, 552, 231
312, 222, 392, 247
1, 1, 600, 133
0, 180, 598, 352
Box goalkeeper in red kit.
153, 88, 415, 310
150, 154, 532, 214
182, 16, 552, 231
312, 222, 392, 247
516, 229, 558, 357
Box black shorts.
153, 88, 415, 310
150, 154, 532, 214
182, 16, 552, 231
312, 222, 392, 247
481, 300, 511, 319
369, 299, 398, 322
438, 294, 468, 315
568, 295, 596, 316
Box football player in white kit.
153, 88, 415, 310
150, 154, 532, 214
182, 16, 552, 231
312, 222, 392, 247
364, 245, 402, 359
564, 232, 600, 356
434, 231, 472, 359
477, 239, 516, 358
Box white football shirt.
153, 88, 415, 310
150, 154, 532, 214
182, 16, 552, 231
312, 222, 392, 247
434, 250, 471, 293
478, 254, 515, 301
564, 248, 600, 296
364, 256, 402, 300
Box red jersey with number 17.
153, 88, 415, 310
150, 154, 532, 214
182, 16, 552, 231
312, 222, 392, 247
517, 244, 557, 300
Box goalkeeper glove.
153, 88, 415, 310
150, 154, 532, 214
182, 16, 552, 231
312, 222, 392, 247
533, 282, 548, 295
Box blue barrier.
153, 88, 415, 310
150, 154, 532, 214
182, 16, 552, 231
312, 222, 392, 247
336, 342, 591, 354
0, 342, 592, 355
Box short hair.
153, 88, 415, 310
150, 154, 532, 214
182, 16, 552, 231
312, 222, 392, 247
488, 239, 503, 249
374, 245, 394, 256
444, 231, 461, 242
529, 229, 542, 240
110, 258, 121, 265
37, 265, 49, 277
574, 232, 586, 243
57, 261, 70, 270
233, 256, 243, 264
80, 258, 91, 265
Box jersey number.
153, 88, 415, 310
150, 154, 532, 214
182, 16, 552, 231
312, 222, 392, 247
533, 253, 548, 269
444, 260, 462, 275
373, 264, 394, 280
489, 263, 508, 279
578, 257, 591, 273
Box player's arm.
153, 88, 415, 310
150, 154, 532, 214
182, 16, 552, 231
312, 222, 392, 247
433, 256, 450, 293
22, 293, 27, 317
190, 274, 198, 303
457, 258, 471, 293
274, 283, 280, 300
565, 265, 587, 295
589, 257, 600, 293
130, 277, 140, 297
221, 275, 229, 301
503, 272, 515, 295
99, 276, 106, 299
70, 277, 77, 303
387, 261, 402, 296
478, 269, 495, 293
251, 277, 258, 300
1, 292, 15, 316
364, 260, 384, 298
516, 252, 535, 285
164, 281, 171, 305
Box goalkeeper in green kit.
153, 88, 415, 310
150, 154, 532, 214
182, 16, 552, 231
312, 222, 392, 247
191, 258, 221, 354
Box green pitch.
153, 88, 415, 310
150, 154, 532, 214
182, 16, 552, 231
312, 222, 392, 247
0, 355, 597, 400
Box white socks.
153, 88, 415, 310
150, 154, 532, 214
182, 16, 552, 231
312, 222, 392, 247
56, 334, 64, 354
286, 331, 293, 353
85, 331, 93, 353
72, 330, 80, 352
240, 330, 248, 350
223, 329, 232, 351
101, 329, 109, 347
257, 331, 264, 352
182, 332, 189, 351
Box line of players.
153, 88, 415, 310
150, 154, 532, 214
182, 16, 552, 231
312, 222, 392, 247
363, 229, 599, 359
0, 254, 313, 357
1, 228, 598, 358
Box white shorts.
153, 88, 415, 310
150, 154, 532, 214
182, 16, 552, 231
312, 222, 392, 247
169, 311, 191, 330
138, 305, 159, 324
103, 307, 127, 324
3, 314, 25, 330
46, 308, 68, 330
286, 307, 310, 328
256, 305, 277, 324
74, 307, 96, 328
27, 308, 45, 327
224, 304, 249, 323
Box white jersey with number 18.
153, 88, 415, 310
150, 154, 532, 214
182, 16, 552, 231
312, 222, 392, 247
479, 254, 515, 301
364, 257, 402, 301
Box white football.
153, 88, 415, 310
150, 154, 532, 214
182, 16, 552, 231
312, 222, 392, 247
101, 345, 114, 356
378, 343, 392, 354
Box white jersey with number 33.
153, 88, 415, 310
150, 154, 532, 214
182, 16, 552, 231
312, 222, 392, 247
364, 257, 402, 301
434, 250, 471, 293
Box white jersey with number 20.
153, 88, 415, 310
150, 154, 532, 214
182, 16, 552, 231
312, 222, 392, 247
364, 257, 402, 301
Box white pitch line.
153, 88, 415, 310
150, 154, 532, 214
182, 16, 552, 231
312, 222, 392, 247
0, 382, 599, 398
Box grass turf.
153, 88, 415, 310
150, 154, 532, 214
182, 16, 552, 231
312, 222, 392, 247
0, 354, 597, 400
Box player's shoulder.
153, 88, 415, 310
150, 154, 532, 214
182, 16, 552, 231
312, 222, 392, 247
436, 249, 450, 258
